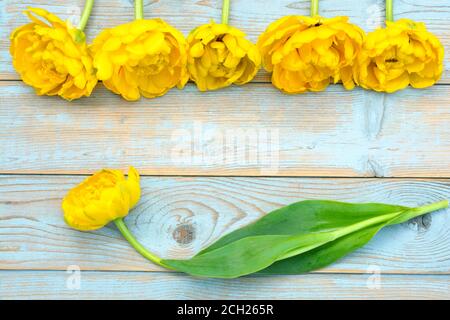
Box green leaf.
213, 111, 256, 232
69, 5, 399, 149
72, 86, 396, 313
197, 201, 407, 255
259, 222, 384, 274
260, 202, 450, 275
164, 232, 338, 278
161, 200, 449, 278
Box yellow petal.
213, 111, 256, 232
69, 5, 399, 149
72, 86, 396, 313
103, 36, 122, 51
144, 31, 165, 55
190, 41, 205, 58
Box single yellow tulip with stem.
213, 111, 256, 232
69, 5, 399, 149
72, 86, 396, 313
63, 167, 448, 278
10, 0, 98, 100
62, 167, 171, 269
186, 0, 261, 91
355, 0, 444, 92
91, 0, 188, 100
257, 0, 365, 93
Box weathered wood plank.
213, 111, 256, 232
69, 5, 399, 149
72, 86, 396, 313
0, 271, 448, 299
0, 82, 449, 177
1, 0, 449, 83
1, 175, 449, 273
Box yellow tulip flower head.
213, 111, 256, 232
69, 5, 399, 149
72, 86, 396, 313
91, 19, 189, 101
62, 167, 141, 231
10, 8, 97, 100
187, 21, 261, 91
258, 16, 365, 93
356, 19, 444, 93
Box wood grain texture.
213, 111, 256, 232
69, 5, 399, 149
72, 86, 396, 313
1, 82, 449, 177
1, 175, 449, 274
1, 0, 449, 83
0, 271, 448, 300
1, 0, 450, 300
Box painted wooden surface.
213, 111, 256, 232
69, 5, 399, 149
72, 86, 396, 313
0, 0, 449, 299
1, 82, 450, 177
0, 176, 449, 274
1, 271, 448, 300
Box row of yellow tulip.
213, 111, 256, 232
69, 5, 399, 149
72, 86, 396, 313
10, 7, 443, 101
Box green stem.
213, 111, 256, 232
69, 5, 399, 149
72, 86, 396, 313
386, 0, 394, 22
135, 0, 144, 20
279, 211, 401, 260
389, 200, 448, 225
77, 0, 95, 31
114, 218, 172, 269
310, 0, 319, 17
414, 200, 449, 215
222, 0, 230, 24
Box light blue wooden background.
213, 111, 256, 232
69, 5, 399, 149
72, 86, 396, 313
0, 0, 449, 299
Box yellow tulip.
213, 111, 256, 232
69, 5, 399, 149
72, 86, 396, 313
62, 167, 141, 231
91, 19, 188, 101
187, 21, 261, 91
10, 8, 97, 100
356, 19, 444, 93
257, 16, 365, 93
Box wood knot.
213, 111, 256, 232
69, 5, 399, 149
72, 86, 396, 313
409, 214, 432, 232
172, 224, 196, 245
